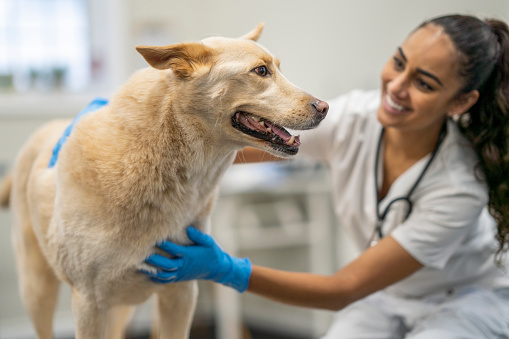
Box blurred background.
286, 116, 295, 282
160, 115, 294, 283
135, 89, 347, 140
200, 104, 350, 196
0, 1, 508, 338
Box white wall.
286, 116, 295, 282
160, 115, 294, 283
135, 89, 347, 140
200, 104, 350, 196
1, 1, 508, 337
126, 0, 508, 100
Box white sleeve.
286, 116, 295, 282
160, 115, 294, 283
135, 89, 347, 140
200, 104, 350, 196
296, 89, 380, 164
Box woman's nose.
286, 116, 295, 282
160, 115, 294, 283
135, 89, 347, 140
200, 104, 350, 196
387, 73, 409, 98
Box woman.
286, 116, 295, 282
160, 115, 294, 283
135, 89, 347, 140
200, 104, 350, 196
143, 15, 509, 338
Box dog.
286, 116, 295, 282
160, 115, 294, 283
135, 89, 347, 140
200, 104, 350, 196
0, 23, 328, 339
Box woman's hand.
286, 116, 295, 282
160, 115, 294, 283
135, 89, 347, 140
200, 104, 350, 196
142, 226, 252, 293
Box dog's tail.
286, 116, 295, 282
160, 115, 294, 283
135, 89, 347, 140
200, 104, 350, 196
0, 172, 12, 208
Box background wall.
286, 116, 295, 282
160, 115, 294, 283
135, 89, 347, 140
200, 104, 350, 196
1, 1, 508, 338
124, 0, 509, 100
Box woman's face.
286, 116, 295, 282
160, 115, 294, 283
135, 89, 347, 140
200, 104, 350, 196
377, 23, 466, 133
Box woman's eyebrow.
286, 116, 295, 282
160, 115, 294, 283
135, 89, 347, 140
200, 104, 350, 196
398, 47, 408, 62
418, 69, 444, 87
397, 47, 444, 87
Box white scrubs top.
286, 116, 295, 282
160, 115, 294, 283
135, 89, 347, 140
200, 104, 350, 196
297, 89, 509, 298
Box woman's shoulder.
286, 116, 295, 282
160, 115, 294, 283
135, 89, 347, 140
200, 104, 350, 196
323, 89, 381, 138
296, 89, 381, 162
328, 89, 381, 118
431, 120, 488, 199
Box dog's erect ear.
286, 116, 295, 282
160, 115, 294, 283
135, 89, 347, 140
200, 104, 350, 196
136, 42, 213, 78
241, 22, 264, 41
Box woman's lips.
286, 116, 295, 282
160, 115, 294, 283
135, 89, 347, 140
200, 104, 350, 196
383, 94, 411, 114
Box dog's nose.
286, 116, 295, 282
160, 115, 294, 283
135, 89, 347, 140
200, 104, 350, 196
312, 100, 329, 119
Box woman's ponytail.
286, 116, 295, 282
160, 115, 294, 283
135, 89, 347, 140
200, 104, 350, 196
483, 19, 509, 259
426, 15, 509, 260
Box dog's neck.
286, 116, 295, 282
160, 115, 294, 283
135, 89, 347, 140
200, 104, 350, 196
72, 79, 237, 215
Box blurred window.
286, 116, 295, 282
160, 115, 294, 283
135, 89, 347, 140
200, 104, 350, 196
0, 0, 91, 92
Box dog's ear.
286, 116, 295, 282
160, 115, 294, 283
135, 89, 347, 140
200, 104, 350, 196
241, 22, 264, 41
136, 43, 213, 78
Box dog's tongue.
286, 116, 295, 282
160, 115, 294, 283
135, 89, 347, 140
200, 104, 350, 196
238, 112, 301, 146
263, 120, 301, 146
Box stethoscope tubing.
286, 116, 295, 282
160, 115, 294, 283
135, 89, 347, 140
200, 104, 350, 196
370, 121, 447, 246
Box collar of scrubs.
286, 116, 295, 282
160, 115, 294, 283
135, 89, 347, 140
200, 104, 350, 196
48, 97, 108, 168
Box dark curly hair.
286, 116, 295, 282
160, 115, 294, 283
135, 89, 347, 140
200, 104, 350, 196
420, 15, 509, 260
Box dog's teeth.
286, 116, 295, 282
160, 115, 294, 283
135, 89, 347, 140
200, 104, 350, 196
288, 136, 295, 145
267, 127, 272, 133
252, 115, 260, 122
260, 121, 265, 127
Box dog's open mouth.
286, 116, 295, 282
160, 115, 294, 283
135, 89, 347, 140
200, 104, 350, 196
232, 112, 301, 155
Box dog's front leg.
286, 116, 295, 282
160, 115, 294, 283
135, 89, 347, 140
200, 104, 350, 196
71, 288, 108, 339
155, 280, 198, 339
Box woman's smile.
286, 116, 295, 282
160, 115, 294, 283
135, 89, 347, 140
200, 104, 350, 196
383, 93, 411, 114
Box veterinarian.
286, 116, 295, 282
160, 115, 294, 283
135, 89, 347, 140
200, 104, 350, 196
142, 14, 509, 338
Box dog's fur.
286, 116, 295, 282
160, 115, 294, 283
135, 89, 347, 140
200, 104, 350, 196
0, 24, 327, 338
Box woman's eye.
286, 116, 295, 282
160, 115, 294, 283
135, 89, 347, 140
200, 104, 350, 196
416, 78, 433, 91
253, 66, 269, 77
393, 57, 404, 70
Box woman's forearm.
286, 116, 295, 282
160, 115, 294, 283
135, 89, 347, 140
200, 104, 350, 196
246, 236, 422, 311
247, 265, 356, 311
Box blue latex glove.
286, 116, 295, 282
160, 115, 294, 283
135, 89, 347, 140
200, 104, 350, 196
143, 227, 252, 293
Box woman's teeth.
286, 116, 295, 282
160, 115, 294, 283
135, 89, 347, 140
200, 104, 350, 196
386, 95, 405, 111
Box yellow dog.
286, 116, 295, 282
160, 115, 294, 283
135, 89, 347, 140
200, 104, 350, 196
0, 23, 328, 339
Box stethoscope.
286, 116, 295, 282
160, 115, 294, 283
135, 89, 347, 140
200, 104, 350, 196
368, 121, 447, 248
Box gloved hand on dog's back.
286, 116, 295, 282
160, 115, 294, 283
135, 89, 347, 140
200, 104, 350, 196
142, 226, 252, 293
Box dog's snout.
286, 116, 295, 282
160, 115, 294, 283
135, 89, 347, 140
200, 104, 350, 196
312, 100, 329, 119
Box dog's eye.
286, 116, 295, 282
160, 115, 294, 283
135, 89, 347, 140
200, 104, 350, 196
253, 66, 270, 77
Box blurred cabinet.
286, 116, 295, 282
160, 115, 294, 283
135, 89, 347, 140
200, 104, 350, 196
211, 161, 336, 339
